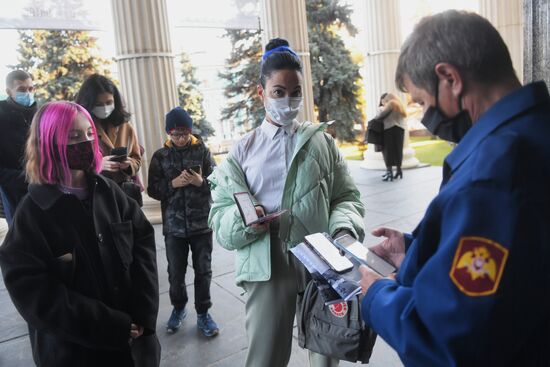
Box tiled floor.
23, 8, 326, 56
0, 161, 443, 367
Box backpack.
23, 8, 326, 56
297, 279, 377, 363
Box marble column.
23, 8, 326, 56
111, 0, 178, 222
111, 0, 179, 186
523, 0, 550, 85
259, 0, 315, 122
360, 0, 419, 170
479, 0, 524, 82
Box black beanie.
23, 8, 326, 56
165, 107, 193, 133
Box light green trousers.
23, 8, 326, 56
243, 223, 339, 367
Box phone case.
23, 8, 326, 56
304, 233, 354, 273
111, 147, 128, 156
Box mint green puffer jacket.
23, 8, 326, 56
208, 122, 365, 286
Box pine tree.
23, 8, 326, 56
13, 30, 111, 104
220, 0, 363, 141
307, 0, 363, 141
177, 52, 215, 139
218, 29, 264, 131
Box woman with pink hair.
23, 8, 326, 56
0, 101, 160, 367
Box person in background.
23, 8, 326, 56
0, 70, 37, 225
75, 74, 143, 202
359, 10, 550, 366
208, 38, 365, 367
374, 92, 407, 181
148, 107, 219, 337
0, 101, 159, 366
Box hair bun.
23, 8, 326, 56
265, 38, 290, 52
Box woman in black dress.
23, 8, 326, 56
374, 93, 407, 181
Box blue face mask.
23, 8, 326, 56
14, 92, 35, 107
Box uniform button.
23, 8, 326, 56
97, 233, 103, 243
113, 286, 119, 291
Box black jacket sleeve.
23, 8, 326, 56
0, 205, 133, 350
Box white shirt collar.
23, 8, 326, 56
260, 119, 299, 140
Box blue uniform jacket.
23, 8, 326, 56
361, 82, 550, 366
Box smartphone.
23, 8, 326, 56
110, 154, 127, 162
110, 147, 128, 162
233, 192, 286, 226
304, 233, 354, 273
188, 165, 201, 174
111, 146, 128, 156
334, 234, 396, 276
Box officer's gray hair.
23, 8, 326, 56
395, 10, 516, 95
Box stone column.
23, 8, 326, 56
524, 0, 550, 85
111, 0, 179, 186
360, 0, 419, 170
479, 0, 524, 82
259, 0, 315, 122
111, 0, 177, 223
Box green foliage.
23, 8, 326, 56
177, 52, 214, 139
13, 29, 111, 104
410, 136, 453, 167
218, 29, 264, 131
307, 0, 363, 141
220, 0, 363, 141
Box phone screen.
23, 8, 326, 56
234, 192, 259, 226
334, 234, 396, 276
305, 233, 353, 273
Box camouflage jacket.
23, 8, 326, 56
147, 135, 215, 237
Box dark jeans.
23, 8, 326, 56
165, 232, 213, 314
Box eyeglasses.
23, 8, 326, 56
170, 133, 189, 139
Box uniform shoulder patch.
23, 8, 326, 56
449, 236, 509, 297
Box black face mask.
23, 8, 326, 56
421, 83, 472, 143
66, 140, 95, 171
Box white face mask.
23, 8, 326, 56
265, 96, 302, 126
92, 104, 115, 120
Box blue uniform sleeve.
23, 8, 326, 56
361, 183, 549, 366
403, 232, 414, 252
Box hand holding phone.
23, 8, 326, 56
187, 165, 201, 174
233, 192, 287, 226
370, 227, 406, 269
110, 155, 127, 162
181, 166, 203, 187
109, 147, 128, 162
334, 234, 396, 276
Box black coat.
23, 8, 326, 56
147, 135, 215, 238
0, 174, 159, 367
0, 98, 36, 211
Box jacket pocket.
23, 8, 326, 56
110, 221, 134, 271
53, 251, 76, 286
235, 245, 251, 280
